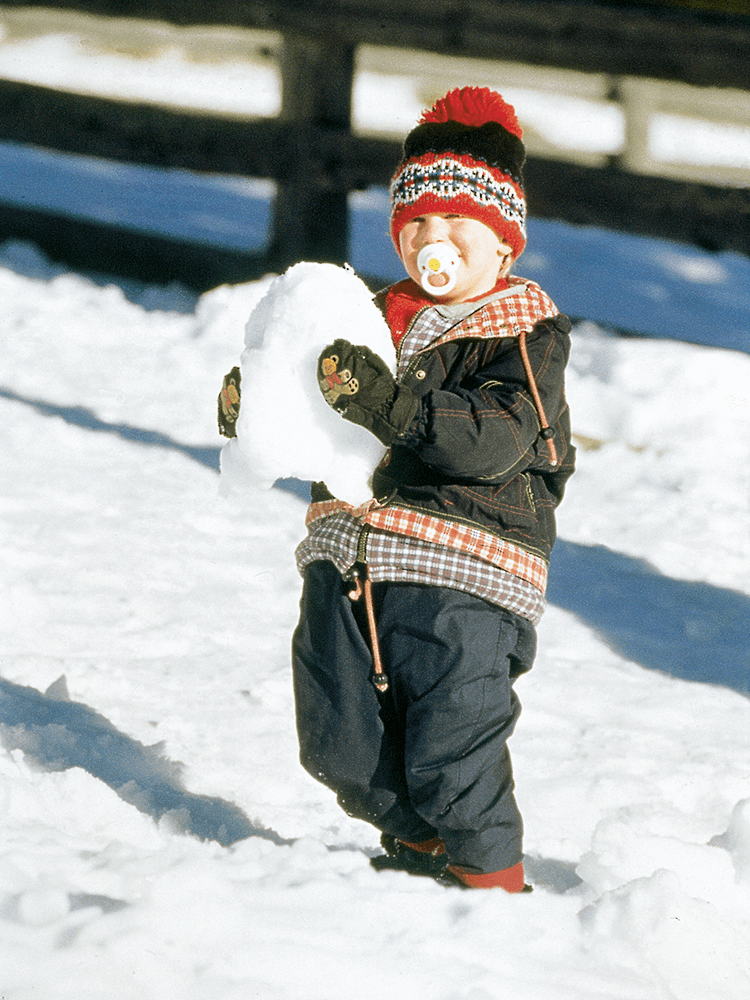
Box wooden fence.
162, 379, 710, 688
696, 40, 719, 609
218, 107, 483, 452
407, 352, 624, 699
0, 0, 749, 288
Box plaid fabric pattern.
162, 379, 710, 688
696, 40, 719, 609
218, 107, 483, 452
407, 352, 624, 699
456, 279, 558, 340
366, 532, 544, 623
363, 505, 548, 592
296, 511, 546, 624
397, 308, 455, 375
391, 156, 526, 235
397, 278, 557, 379
296, 510, 363, 578
303, 499, 549, 596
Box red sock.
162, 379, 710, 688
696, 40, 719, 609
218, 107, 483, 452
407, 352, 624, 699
447, 861, 526, 892
399, 836, 446, 855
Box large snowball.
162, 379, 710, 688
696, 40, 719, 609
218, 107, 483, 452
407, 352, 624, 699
220, 262, 395, 504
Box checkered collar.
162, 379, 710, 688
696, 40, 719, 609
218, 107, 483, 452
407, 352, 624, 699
429, 276, 532, 323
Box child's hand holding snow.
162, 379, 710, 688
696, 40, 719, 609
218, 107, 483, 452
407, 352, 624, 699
317, 339, 418, 446
219, 262, 397, 504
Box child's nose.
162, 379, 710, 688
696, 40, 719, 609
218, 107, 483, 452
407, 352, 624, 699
419, 217, 449, 244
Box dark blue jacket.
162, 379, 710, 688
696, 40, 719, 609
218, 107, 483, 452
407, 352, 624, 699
371, 300, 575, 565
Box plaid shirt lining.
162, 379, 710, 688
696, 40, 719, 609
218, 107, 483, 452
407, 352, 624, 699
397, 308, 456, 374
395, 277, 556, 371
296, 511, 545, 623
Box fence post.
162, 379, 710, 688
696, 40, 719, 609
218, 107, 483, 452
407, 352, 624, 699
609, 77, 653, 175
270, 33, 356, 269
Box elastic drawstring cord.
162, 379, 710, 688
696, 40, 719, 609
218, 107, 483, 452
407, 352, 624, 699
518, 329, 558, 467
349, 569, 389, 693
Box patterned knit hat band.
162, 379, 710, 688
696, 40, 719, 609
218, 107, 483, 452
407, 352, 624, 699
390, 152, 527, 259
389, 87, 528, 259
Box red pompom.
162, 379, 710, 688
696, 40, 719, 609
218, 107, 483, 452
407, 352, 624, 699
419, 86, 523, 139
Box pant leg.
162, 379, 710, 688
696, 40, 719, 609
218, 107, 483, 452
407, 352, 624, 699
291, 561, 437, 842
375, 584, 536, 874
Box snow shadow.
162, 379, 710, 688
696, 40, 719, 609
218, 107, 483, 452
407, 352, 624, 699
0, 236, 201, 312
0, 675, 292, 847
523, 855, 582, 893
548, 540, 750, 695
0, 387, 221, 472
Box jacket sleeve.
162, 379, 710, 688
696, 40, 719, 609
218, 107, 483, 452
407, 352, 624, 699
398, 316, 572, 483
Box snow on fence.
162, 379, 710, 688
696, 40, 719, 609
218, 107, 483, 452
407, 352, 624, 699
0, 0, 749, 288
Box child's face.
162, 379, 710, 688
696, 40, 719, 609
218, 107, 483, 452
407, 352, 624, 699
398, 214, 513, 303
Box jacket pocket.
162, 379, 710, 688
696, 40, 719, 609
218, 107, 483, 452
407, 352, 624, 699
521, 472, 537, 514
454, 474, 538, 529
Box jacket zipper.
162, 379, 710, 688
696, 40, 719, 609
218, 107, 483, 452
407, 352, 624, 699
343, 524, 370, 581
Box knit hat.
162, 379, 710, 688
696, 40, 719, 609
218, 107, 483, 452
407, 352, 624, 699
390, 87, 527, 260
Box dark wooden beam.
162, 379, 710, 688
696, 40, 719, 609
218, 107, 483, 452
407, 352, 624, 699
525, 157, 750, 255
2, 152, 746, 293
0, 78, 399, 186
1, 77, 748, 276
2, 0, 749, 88
271, 34, 356, 266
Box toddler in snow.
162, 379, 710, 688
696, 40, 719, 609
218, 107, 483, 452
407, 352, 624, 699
220, 86, 575, 891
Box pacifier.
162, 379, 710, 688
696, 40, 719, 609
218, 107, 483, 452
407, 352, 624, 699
417, 243, 459, 295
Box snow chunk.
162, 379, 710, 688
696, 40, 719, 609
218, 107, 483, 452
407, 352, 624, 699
220, 262, 395, 504
714, 798, 750, 884
581, 869, 750, 1000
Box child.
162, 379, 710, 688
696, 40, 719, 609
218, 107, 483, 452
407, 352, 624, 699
221, 87, 575, 891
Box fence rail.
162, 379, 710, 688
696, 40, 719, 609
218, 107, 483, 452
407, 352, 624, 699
5, 0, 750, 88
0, 1, 749, 287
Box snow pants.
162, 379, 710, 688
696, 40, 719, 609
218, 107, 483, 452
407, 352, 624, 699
291, 560, 537, 874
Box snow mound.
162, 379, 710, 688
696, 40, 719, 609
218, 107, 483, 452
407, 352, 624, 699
220, 262, 395, 504
576, 802, 750, 999
721, 798, 750, 883
581, 869, 750, 1000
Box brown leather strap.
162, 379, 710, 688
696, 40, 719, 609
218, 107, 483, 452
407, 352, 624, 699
348, 569, 389, 692
518, 329, 559, 467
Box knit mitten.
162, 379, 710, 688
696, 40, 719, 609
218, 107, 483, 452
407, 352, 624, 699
218, 366, 241, 438
317, 339, 418, 446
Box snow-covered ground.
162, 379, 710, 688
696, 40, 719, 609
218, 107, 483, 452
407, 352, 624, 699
2, 17, 750, 999
1, 219, 749, 998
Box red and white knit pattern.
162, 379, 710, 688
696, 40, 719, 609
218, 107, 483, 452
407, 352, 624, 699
391, 155, 525, 229
390, 156, 527, 259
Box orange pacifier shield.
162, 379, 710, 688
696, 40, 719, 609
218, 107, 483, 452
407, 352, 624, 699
417, 243, 459, 295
